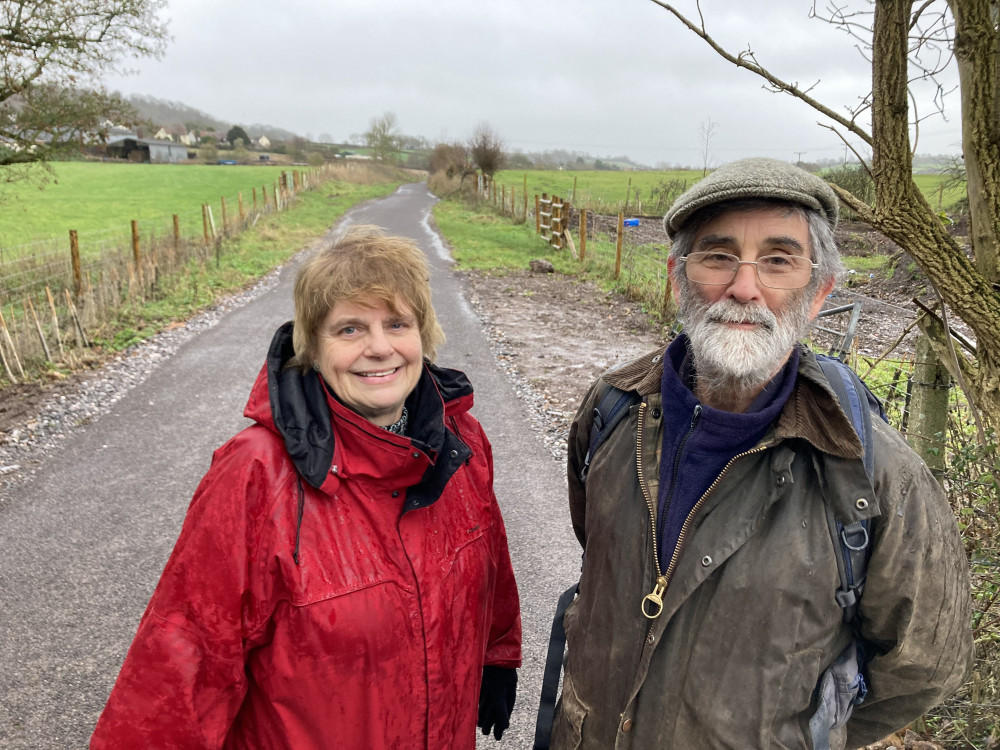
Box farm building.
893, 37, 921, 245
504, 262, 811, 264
107, 137, 188, 163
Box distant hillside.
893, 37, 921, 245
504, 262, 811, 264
123, 94, 300, 141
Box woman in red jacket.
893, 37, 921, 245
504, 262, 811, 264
91, 225, 522, 749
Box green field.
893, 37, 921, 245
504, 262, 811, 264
0, 161, 297, 249
493, 169, 698, 215
492, 168, 966, 215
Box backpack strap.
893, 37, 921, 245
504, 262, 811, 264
815, 354, 887, 625
535, 383, 638, 749
532, 582, 579, 750
579, 384, 640, 483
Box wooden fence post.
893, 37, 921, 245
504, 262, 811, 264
572, 175, 578, 203
615, 212, 624, 279
221, 196, 228, 234
523, 174, 528, 222
202, 204, 210, 245
173, 214, 180, 258
69, 230, 82, 301
580, 209, 587, 262
534, 195, 540, 233
131, 220, 141, 265
252, 187, 258, 212
238, 192, 245, 224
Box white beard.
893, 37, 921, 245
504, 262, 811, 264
681, 292, 813, 396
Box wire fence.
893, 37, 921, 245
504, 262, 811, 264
0, 164, 334, 384
473, 174, 997, 748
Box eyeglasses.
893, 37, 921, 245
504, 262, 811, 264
680, 250, 818, 290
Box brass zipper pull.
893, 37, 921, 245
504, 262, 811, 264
641, 576, 667, 619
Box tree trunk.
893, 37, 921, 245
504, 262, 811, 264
907, 333, 951, 481
948, 0, 1000, 285
869, 0, 1000, 430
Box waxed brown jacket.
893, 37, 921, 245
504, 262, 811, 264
551, 346, 972, 750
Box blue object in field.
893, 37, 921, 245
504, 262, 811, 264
623, 218, 639, 227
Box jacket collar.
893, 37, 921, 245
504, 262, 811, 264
247, 322, 474, 503
604, 341, 864, 463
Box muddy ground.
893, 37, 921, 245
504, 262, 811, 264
458, 215, 945, 430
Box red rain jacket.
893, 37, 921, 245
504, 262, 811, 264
91, 323, 521, 749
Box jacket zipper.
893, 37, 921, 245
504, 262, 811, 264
640, 437, 772, 620
636, 402, 667, 619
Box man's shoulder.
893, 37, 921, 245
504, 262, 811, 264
600, 346, 667, 395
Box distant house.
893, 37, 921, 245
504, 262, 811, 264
153, 127, 173, 142
256, 135, 271, 149
178, 132, 198, 146
107, 136, 188, 163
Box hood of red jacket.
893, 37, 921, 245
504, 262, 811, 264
245, 322, 475, 501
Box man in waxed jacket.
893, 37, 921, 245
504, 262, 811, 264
549, 158, 973, 750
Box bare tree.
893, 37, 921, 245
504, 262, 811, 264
468, 121, 506, 177
0, 0, 168, 183
429, 141, 473, 180
364, 111, 401, 163
649, 0, 1000, 430
699, 117, 718, 177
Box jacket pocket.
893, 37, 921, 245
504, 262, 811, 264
551, 675, 589, 750
807, 641, 866, 750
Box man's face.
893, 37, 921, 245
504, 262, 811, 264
673, 207, 833, 389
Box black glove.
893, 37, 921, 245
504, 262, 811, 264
477, 665, 518, 741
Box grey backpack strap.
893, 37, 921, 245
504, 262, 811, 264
810, 355, 888, 744
816, 354, 886, 623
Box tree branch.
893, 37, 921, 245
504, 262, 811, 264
647, 0, 874, 146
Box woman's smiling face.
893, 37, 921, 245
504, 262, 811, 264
315, 295, 423, 426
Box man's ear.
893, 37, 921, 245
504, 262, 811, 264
808, 277, 836, 320
667, 257, 682, 303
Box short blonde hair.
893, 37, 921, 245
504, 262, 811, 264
291, 225, 445, 371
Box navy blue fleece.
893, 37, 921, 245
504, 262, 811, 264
655, 334, 800, 570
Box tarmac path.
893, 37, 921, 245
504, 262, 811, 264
0, 183, 580, 749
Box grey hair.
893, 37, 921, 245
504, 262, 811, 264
668, 198, 845, 295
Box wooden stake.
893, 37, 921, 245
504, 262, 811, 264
26, 297, 52, 362
173, 214, 180, 259
253, 187, 258, 212
70, 229, 82, 301
8, 304, 20, 353
64, 288, 89, 347
580, 208, 588, 262
523, 175, 528, 221
221, 196, 228, 234
131, 220, 141, 265
202, 204, 210, 245
44, 286, 65, 356
0, 308, 24, 379
238, 192, 245, 224
0, 335, 16, 384
615, 212, 624, 279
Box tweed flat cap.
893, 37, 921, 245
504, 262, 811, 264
663, 157, 839, 238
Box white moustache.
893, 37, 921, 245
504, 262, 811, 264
705, 300, 777, 331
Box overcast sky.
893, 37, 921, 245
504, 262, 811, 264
102, 0, 963, 168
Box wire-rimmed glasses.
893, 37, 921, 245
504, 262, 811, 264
679, 251, 818, 290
